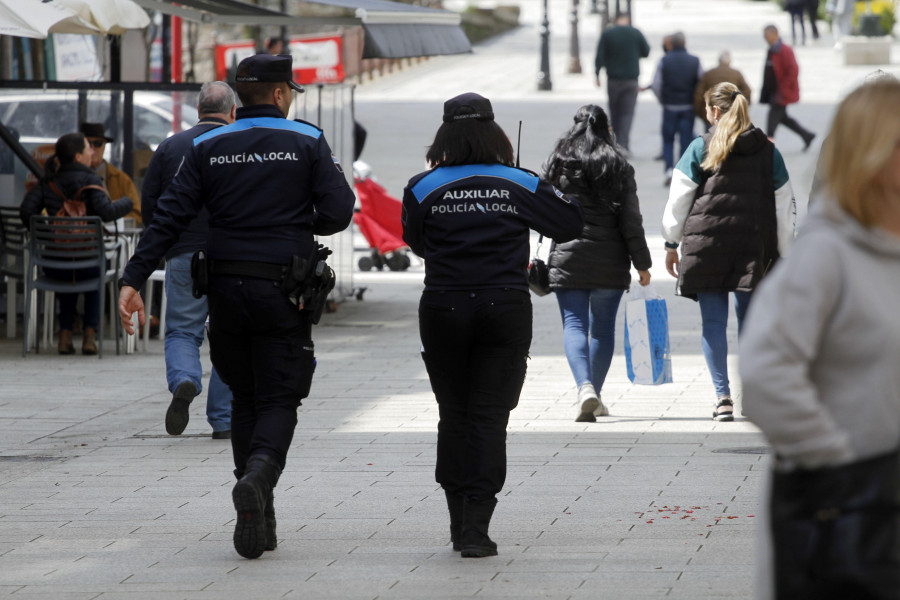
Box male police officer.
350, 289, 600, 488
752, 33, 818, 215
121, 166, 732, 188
118, 54, 355, 559
141, 81, 236, 439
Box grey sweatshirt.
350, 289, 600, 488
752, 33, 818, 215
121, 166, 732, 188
739, 199, 900, 470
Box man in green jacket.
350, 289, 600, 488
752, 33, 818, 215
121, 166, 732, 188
594, 14, 650, 154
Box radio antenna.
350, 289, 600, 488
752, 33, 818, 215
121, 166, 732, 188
515, 120, 522, 168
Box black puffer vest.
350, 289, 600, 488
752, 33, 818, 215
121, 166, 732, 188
678, 127, 778, 298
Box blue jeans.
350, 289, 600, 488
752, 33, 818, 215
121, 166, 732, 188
555, 288, 625, 393
696, 291, 752, 398
662, 107, 696, 171
164, 252, 232, 433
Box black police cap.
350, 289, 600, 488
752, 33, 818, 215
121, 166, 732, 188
235, 53, 304, 93
443, 92, 494, 123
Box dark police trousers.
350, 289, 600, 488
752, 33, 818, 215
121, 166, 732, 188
419, 288, 532, 502
207, 276, 314, 477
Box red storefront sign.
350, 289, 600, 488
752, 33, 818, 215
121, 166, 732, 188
215, 36, 345, 85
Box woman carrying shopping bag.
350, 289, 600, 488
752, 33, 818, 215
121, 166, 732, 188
740, 79, 900, 600
661, 81, 795, 421
543, 104, 652, 422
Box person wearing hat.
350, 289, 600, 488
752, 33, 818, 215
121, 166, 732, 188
401, 92, 584, 558
117, 53, 355, 559
79, 122, 141, 225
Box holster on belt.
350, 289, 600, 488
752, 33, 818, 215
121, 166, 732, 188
190, 250, 209, 298
286, 244, 335, 324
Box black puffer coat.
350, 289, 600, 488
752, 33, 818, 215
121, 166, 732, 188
548, 161, 651, 290
678, 127, 777, 297
20, 162, 133, 225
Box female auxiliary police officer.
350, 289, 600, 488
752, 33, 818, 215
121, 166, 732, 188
401, 93, 584, 558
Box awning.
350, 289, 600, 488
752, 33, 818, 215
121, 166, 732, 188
361, 22, 470, 58
132, 0, 310, 26
134, 0, 471, 58
301, 0, 471, 59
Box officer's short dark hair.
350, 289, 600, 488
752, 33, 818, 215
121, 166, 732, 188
235, 63, 284, 107
425, 120, 514, 168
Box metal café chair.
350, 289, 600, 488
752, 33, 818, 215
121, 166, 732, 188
23, 215, 124, 358
0, 206, 27, 339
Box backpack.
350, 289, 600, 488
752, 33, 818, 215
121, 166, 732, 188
48, 181, 109, 251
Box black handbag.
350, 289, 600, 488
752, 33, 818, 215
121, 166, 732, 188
527, 235, 551, 296
770, 446, 900, 600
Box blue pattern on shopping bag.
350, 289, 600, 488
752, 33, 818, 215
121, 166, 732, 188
624, 292, 673, 385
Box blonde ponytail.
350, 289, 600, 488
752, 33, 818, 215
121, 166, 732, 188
700, 83, 752, 172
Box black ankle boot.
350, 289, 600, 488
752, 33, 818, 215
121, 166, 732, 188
232, 453, 281, 559
460, 497, 498, 558
265, 489, 277, 551
445, 490, 463, 551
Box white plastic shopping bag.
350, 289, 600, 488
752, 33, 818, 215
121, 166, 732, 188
624, 283, 673, 385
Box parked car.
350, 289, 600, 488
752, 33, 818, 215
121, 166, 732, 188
0, 90, 198, 153
0, 90, 198, 207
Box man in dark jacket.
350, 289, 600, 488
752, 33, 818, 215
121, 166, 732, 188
141, 81, 235, 440
761, 25, 815, 150
593, 14, 650, 154
650, 32, 703, 185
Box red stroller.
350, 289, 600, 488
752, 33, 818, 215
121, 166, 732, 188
353, 162, 411, 272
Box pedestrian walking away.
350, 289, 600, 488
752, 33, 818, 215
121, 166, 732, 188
761, 25, 816, 151
593, 14, 650, 154
651, 34, 674, 161
661, 82, 796, 421
694, 51, 752, 129
542, 104, 652, 422
649, 31, 703, 186
401, 92, 583, 558
805, 0, 821, 40
19, 132, 133, 355
740, 79, 900, 600
117, 53, 355, 560
140, 81, 236, 440
785, 0, 808, 45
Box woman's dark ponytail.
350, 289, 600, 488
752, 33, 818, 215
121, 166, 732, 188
43, 132, 87, 181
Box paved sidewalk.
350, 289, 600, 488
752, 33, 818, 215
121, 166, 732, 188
1, 1, 897, 598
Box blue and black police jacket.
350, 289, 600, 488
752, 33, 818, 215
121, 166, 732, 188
401, 163, 584, 292
123, 104, 355, 289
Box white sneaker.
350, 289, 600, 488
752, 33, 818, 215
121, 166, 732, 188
576, 383, 608, 422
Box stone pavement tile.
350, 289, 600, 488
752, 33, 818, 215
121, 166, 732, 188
389, 574, 582, 598
0, 592, 104, 600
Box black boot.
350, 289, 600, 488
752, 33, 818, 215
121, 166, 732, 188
232, 453, 281, 559
460, 497, 498, 558
265, 489, 277, 551
445, 490, 463, 551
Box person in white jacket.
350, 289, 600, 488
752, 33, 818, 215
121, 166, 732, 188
661, 82, 795, 421
740, 79, 900, 600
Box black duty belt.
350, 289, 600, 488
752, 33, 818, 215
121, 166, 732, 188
209, 260, 287, 281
